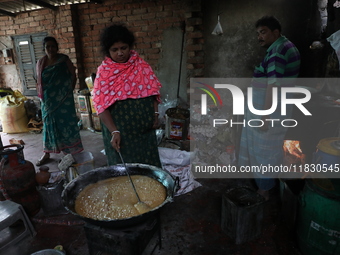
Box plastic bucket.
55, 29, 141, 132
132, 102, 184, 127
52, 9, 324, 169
313, 149, 340, 167
312, 137, 340, 197
296, 180, 340, 255
72, 151, 94, 175
313, 137, 340, 167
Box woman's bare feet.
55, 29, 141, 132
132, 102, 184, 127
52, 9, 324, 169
36, 153, 50, 166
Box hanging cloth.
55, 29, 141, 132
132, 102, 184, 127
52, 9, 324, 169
212, 15, 223, 35
327, 29, 340, 69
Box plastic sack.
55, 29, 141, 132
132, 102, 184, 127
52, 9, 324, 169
327, 30, 340, 69
156, 129, 164, 145
158, 147, 201, 195
24, 99, 39, 120
0, 90, 27, 106
158, 147, 192, 166
0, 90, 29, 133
158, 94, 177, 125
163, 164, 201, 196
212, 15, 223, 35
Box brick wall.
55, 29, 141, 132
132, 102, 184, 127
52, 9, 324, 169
0, 6, 75, 58
0, 0, 204, 95
75, 0, 204, 90
0, 5, 78, 89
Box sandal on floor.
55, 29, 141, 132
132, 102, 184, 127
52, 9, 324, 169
36, 154, 50, 166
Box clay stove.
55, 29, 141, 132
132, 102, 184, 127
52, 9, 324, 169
84, 213, 161, 255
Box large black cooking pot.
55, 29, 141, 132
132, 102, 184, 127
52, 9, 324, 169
61, 163, 179, 228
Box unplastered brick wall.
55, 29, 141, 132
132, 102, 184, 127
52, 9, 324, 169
74, 0, 204, 89
0, 6, 76, 59
0, 0, 204, 95
0, 5, 79, 89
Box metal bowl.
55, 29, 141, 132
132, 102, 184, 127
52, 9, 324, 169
31, 249, 65, 255
61, 163, 179, 228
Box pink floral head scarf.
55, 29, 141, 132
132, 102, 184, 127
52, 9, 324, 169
92, 50, 162, 114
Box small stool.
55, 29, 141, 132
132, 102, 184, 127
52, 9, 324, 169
0, 200, 36, 251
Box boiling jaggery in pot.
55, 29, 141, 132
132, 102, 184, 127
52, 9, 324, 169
75, 175, 166, 220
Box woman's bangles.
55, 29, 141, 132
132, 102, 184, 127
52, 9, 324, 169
111, 130, 120, 137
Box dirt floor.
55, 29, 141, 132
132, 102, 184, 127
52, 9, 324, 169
0, 130, 303, 255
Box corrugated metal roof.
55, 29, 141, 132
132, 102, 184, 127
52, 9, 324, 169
0, 0, 101, 16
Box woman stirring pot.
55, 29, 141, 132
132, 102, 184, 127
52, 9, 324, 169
92, 24, 162, 167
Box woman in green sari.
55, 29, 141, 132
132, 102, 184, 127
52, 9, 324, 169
35, 37, 83, 166
92, 25, 162, 167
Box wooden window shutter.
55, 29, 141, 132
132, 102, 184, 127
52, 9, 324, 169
13, 33, 47, 96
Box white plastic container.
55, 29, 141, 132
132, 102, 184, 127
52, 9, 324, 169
72, 151, 94, 174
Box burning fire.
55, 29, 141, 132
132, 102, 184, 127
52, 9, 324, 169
283, 140, 303, 158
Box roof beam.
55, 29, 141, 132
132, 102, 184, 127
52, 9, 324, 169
0, 9, 16, 16
24, 0, 58, 10
89, 0, 103, 4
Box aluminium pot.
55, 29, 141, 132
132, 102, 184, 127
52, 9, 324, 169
61, 163, 179, 228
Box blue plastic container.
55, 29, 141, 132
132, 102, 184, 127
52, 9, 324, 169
313, 149, 340, 167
